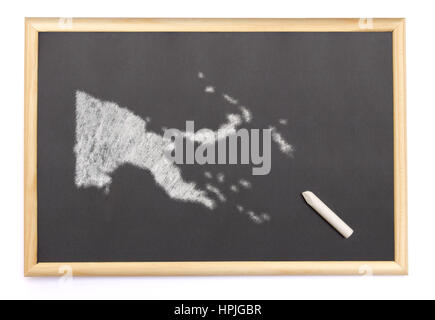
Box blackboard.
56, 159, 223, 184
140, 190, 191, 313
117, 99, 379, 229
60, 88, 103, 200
25, 18, 407, 276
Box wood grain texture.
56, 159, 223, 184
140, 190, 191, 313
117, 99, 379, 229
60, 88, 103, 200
26, 17, 404, 32
26, 261, 405, 276
24, 18, 38, 276
24, 18, 407, 276
392, 19, 408, 274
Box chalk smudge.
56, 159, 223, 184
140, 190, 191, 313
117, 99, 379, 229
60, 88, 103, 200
206, 184, 226, 203
216, 173, 225, 183
204, 171, 213, 179
261, 213, 271, 221
230, 185, 239, 193
238, 179, 252, 189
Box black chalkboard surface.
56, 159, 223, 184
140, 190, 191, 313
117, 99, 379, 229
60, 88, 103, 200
37, 31, 395, 263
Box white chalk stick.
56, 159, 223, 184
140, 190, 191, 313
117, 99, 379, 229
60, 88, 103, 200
302, 191, 354, 239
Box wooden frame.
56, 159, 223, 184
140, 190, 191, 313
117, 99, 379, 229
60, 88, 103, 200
24, 18, 407, 276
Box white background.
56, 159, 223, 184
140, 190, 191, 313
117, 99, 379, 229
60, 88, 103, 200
1, 0, 434, 300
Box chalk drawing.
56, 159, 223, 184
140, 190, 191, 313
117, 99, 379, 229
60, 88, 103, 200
206, 184, 226, 203
199, 72, 292, 159
270, 126, 293, 156
239, 106, 252, 123
247, 211, 262, 224
235, 204, 270, 224
223, 93, 238, 105
205, 86, 215, 93
75, 70, 295, 224
278, 118, 288, 125
74, 91, 215, 209
183, 113, 243, 145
